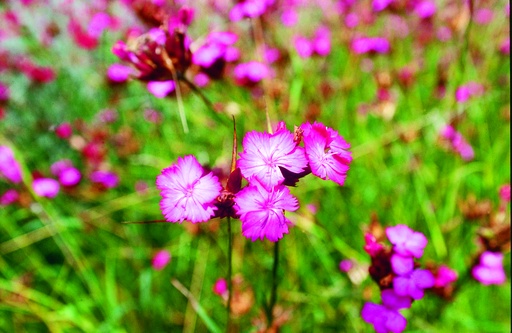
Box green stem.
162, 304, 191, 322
266, 240, 280, 328
226, 217, 233, 332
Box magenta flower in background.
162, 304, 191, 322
455, 82, 484, 103
157, 155, 222, 223
499, 184, 510, 202
90, 170, 119, 189
414, 0, 436, 19
472, 251, 507, 285
300, 122, 352, 186
339, 259, 354, 272
294, 36, 313, 58
235, 182, 298, 242
393, 269, 435, 300
361, 302, 407, 333
386, 224, 428, 258
0, 82, 9, 102
97, 109, 118, 124
474, 8, 493, 25
54, 122, 73, 139
143, 109, 163, 124
344, 13, 359, 28
0, 145, 23, 183
192, 31, 238, 68
213, 278, 228, 296
152, 250, 171, 270
312, 27, 331, 56
0, 189, 19, 206
364, 233, 384, 256
238, 126, 308, 190
233, 61, 271, 85
51, 160, 81, 187
33, 178, 60, 198
229, 0, 274, 21
440, 125, 475, 161
194, 73, 210, 87
281, 8, 298, 27
372, 0, 393, 12
147, 81, 175, 98
107, 63, 133, 83
351, 37, 390, 55
434, 265, 458, 288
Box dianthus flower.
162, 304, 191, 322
361, 302, 407, 333
0, 189, 18, 206
152, 250, 171, 270
157, 155, 222, 223
393, 268, 435, 300
33, 178, 60, 198
471, 251, 507, 285
300, 122, 352, 186
51, 160, 81, 187
235, 181, 298, 242
385, 224, 428, 258
90, 170, 119, 189
238, 126, 308, 190
351, 37, 390, 55
0, 145, 23, 183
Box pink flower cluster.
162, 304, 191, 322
363, 225, 443, 333
156, 121, 352, 242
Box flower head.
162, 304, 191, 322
238, 126, 308, 190
33, 178, 60, 198
157, 155, 222, 223
361, 302, 407, 333
393, 268, 435, 300
0, 145, 23, 184
472, 251, 507, 285
300, 122, 352, 186
152, 250, 171, 270
386, 224, 428, 258
235, 181, 298, 242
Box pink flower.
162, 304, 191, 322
55, 123, 73, 139
157, 155, 222, 223
233, 61, 271, 85
147, 81, 175, 98
152, 250, 171, 270
238, 126, 308, 190
386, 224, 428, 258
440, 125, 474, 161
0, 189, 19, 206
434, 265, 458, 288
0, 145, 23, 183
90, 170, 119, 188
474, 8, 493, 25
51, 160, 81, 187
235, 181, 298, 241
351, 37, 390, 54
33, 178, 60, 198
393, 269, 435, 300
414, 1, 436, 19
0, 82, 9, 102
472, 251, 507, 285
107, 64, 133, 83
361, 302, 407, 333
499, 184, 510, 202
339, 259, 354, 272
364, 233, 384, 256
213, 278, 228, 296
294, 36, 313, 58
300, 122, 352, 186
372, 0, 393, 12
